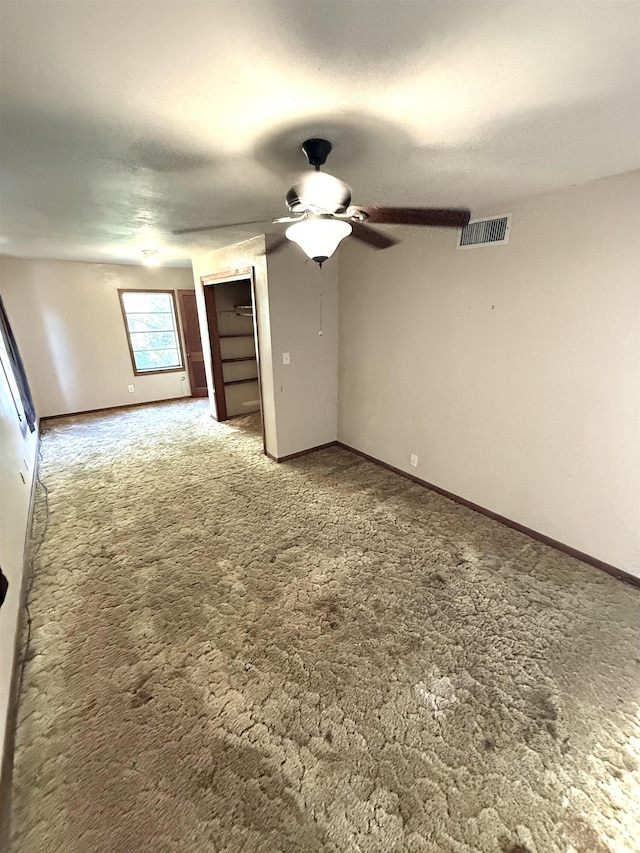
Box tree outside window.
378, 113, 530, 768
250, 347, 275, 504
119, 290, 184, 375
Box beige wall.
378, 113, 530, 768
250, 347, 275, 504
0, 258, 195, 418
0, 340, 38, 775
265, 241, 338, 457
338, 171, 640, 576
191, 236, 339, 459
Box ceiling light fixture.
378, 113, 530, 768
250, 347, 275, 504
285, 215, 352, 266
142, 249, 160, 266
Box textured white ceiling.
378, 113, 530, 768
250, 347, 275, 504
1, 0, 639, 266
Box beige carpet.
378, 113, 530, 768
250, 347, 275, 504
9, 399, 640, 853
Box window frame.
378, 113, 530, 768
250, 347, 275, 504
118, 288, 186, 377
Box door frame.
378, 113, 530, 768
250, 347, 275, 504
201, 267, 266, 453
177, 289, 208, 397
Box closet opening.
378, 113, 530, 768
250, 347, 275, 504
201, 268, 265, 451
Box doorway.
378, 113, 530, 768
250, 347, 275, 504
177, 290, 208, 397
201, 269, 264, 447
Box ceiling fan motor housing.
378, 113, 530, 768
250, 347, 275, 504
286, 186, 305, 213
286, 172, 352, 214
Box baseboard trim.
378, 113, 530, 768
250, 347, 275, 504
267, 441, 338, 464
0, 427, 42, 844
336, 441, 639, 589
45, 396, 192, 421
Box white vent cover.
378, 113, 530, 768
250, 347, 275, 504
458, 214, 511, 249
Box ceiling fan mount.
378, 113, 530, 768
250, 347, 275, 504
301, 137, 333, 169
173, 137, 471, 264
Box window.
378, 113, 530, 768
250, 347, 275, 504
0, 294, 36, 431
119, 290, 184, 375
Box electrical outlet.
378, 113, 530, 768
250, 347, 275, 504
128, 385, 134, 393
410, 453, 418, 468
282, 353, 290, 365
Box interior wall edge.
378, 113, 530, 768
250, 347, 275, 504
42, 396, 191, 421
336, 440, 640, 587
0, 426, 40, 847
267, 440, 338, 464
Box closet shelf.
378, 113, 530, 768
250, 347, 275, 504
222, 356, 256, 363
220, 305, 253, 317
219, 333, 254, 339
224, 377, 259, 386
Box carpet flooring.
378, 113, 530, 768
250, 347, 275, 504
9, 399, 640, 853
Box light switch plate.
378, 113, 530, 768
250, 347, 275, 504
282, 353, 290, 365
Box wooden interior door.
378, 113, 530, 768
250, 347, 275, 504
202, 282, 227, 420
177, 290, 208, 397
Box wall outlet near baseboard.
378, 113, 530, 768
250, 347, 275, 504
410, 453, 418, 468
128, 385, 134, 393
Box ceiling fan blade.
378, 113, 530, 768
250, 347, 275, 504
172, 218, 270, 236
271, 215, 305, 224
350, 221, 398, 250
356, 207, 471, 228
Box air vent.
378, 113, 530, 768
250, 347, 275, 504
458, 214, 511, 249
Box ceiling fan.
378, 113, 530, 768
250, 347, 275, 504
173, 138, 471, 266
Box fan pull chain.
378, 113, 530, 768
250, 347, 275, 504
317, 263, 323, 336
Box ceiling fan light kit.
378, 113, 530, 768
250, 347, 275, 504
285, 215, 353, 265
174, 138, 471, 266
